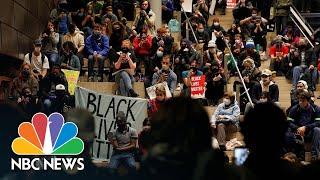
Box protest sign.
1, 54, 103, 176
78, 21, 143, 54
75, 86, 147, 160
181, 0, 193, 12
61, 69, 80, 95
227, 0, 237, 9
190, 75, 206, 99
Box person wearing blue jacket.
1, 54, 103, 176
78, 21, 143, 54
286, 90, 320, 160
211, 92, 240, 150
85, 24, 110, 82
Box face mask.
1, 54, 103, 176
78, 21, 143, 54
223, 98, 231, 105
22, 69, 30, 78
260, 98, 267, 103
213, 22, 219, 26
113, 28, 121, 33
157, 50, 164, 57
198, 29, 204, 33
183, 48, 189, 52
252, 14, 257, 18
235, 39, 241, 44
93, 31, 101, 39
34, 47, 41, 53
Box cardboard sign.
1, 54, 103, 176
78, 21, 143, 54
61, 69, 80, 95
191, 75, 206, 99
146, 82, 172, 100
227, 0, 237, 9
75, 86, 147, 160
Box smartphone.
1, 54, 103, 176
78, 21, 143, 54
234, 147, 249, 166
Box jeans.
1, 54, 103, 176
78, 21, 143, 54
275, 16, 288, 34
45, 52, 60, 66
116, 71, 134, 96
286, 127, 320, 158
109, 152, 136, 170
215, 123, 238, 146
88, 55, 106, 77
292, 66, 318, 89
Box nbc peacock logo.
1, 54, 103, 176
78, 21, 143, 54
12, 112, 84, 155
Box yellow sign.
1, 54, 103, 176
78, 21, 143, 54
61, 69, 80, 95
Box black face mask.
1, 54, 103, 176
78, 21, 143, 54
113, 28, 121, 33
22, 70, 30, 78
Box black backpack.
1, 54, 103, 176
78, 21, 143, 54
28, 52, 45, 65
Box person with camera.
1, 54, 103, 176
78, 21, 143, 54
108, 111, 138, 171
269, 38, 289, 75
174, 39, 201, 80
40, 21, 60, 67
193, 0, 209, 22
11, 63, 39, 100
209, 17, 226, 51
152, 55, 177, 96
203, 40, 223, 71
39, 65, 68, 115
132, 0, 156, 35
205, 62, 226, 106
85, 24, 110, 82
114, 39, 139, 97
210, 92, 240, 150
286, 90, 320, 160
24, 39, 50, 81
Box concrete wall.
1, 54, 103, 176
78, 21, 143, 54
0, 0, 52, 60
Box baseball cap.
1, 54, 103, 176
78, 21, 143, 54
116, 111, 127, 121
246, 39, 255, 49
34, 39, 42, 46
55, 84, 66, 91
261, 69, 272, 76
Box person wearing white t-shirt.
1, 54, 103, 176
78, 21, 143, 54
24, 39, 50, 80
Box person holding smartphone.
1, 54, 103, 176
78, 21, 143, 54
114, 39, 139, 97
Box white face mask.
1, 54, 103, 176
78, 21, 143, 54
214, 22, 219, 26
183, 48, 189, 52
235, 39, 241, 44
157, 50, 164, 57
223, 98, 231, 105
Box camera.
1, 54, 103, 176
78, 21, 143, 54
234, 147, 249, 166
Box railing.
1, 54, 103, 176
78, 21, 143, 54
289, 5, 314, 47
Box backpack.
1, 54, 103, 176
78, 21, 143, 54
28, 52, 45, 66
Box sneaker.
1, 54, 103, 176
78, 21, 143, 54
97, 76, 103, 82
88, 76, 94, 82
129, 89, 139, 97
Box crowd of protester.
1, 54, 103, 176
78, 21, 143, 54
2, 0, 320, 179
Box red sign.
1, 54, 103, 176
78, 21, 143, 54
191, 75, 206, 99
227, 0, 237, 9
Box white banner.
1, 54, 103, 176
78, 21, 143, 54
75, 86, 147, 160
182, 0, 193, 13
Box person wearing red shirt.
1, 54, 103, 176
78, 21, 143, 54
269, 39, 289, 75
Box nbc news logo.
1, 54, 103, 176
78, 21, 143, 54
11, 113, 85, 171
